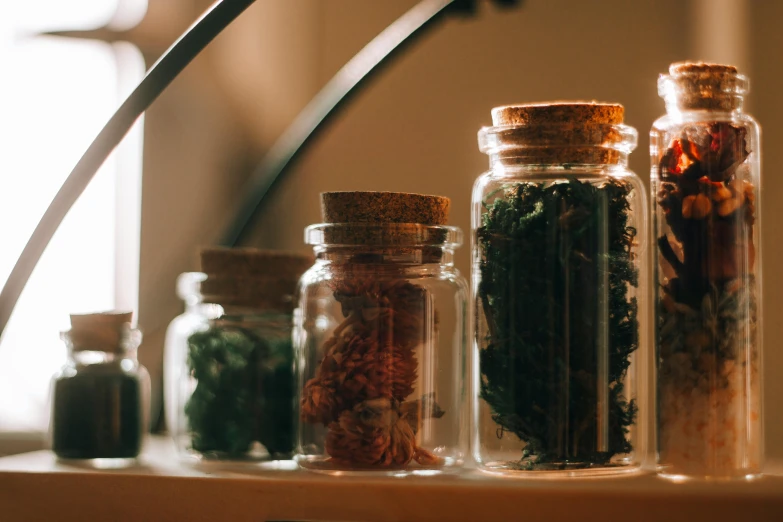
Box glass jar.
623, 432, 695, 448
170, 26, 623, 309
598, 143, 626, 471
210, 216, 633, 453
50, 312, 150, 467
472, 103, 648, 476
651, 62, 763, 480
296, 191, 468, 475
164, 272, 207, 436
173, 249, 311, 462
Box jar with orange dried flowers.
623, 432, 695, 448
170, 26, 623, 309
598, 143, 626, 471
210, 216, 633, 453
295, 192, 468, 475
652, 62, 763, 480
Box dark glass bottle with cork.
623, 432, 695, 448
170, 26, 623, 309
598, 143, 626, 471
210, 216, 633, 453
50, 312, 150, 467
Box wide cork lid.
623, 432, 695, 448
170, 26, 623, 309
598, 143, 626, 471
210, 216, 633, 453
662, 62, 746, 110
483, 101, 629, 165
491, 102, 624, 127
321, 191, 450, 225
669, 62, 738, 76
317, 191, 452, 248
200, 247, 312, 279
68, 311, 133, 353
199, 248, 312, 312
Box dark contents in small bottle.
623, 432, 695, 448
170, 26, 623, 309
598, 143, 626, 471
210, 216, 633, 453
52, 362, 142, 459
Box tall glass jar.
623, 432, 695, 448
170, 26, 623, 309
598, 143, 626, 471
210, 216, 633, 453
472, 103, 648, 476
296, 191, 468, 475
51, 312, 150, 467
172, 248, 311, 462
164, 272, 207, 436
651, 63, 763, 480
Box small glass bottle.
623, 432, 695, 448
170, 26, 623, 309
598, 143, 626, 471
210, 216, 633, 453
472, 103, 648, 476
164, 272, 207, 436
296, 191, 468, 475
173, 248, 312, 462
51, 312, 150, 467
651, 62, 763, 480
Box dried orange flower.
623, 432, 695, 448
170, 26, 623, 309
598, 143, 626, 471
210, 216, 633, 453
301, 265, 444, 468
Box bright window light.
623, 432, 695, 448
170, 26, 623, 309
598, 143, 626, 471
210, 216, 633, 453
0, 1, 145, 432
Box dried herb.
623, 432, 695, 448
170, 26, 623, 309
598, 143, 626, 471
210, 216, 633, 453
478, 178, 639, 468
52, 362, 142, 459
186, 322, 294, 458
300, 267, 442, 467
655, 122, 760, 472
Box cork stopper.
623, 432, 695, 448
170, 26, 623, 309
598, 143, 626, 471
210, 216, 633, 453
661, 62, 747, 111
482, 102, 631, 165
315, 192, 453, 250
68, 311, 133, 353
321, 192, 450, 225
491, 102, 624, 127
669, 62, 738, 77
199, 248, 312, 312
200, 247, 312, 280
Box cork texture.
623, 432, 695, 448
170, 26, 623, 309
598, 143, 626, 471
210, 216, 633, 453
665, 61, 744, 111
200, 248, 312, 280
199, 248, 312, 312
201, 274, 301, 311
68, 311, 133, 353
486, 102, 627, 165
669, 62, 738, 76
321, 192, 450, 226
491, 102, 624, 127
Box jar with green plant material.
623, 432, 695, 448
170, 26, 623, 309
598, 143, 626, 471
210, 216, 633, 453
173, 248, 312, 461
51, 312, 150, 467
472, 103, 648, 476
652, 62, 763, 480
296, 192, 468, 475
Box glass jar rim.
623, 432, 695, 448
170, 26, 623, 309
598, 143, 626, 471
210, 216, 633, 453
305, 223, 462, 248
478, 122, 638, 156
658, 71, 749, 99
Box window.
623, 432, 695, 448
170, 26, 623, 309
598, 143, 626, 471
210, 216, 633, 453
0, 1, 145, 432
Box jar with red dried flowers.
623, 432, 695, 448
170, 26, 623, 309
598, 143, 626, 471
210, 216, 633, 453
652, 62, 763, 479
295, 192, 468, 475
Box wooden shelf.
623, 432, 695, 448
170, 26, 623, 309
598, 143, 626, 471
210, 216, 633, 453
1, 437, 781, 522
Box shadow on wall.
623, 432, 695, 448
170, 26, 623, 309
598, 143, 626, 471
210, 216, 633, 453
136, 0, 783, 463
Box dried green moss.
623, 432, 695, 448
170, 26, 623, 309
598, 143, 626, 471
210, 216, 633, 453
186, 322, 294, 458
478, 177, 638, 468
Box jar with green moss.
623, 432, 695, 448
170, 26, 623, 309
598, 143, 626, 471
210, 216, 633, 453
472, 103, 649, 476
172, 248, 312, 461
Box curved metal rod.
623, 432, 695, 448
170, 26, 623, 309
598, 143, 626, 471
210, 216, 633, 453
0, 0, 521, 337
0, 0, 256, 336
223, 0, 521, 246
221, 0, 466, 246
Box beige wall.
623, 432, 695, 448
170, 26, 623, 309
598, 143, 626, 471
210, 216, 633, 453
750, 0, 783, 462
137, 0, 782, 459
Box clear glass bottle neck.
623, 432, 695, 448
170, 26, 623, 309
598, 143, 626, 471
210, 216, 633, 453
61, 326, 142, 365
663, 93, 745, 114
314, 245, 454, 266
659, 72, 748, 114
69, 347, 138, 365
177, 272, 206, 310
